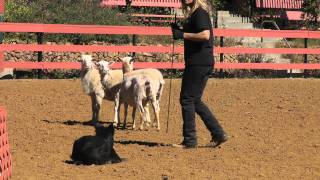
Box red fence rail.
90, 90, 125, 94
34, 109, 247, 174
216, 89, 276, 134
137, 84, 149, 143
100, 0, 126, 6
1, 44, 320, 55
0, 107, 12, 180
131, 0, 181, 8
255, 0, 304, 9
1, 23, 320, 38
0, 22, 320, 70
100, 0, 181, 8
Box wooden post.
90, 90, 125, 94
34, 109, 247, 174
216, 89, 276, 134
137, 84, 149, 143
0, 0, 5, 69
304, 38, 308, 78
132, 34, 137, 58
219, 36, 224, 77
37, 33, 44, 78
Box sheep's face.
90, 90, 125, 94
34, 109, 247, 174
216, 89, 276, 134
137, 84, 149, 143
121, 56, 134, 73
97, 61, 112, 75
81, 54, 94, 70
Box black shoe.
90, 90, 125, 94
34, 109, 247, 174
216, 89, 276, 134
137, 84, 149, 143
206, 133, 228, 148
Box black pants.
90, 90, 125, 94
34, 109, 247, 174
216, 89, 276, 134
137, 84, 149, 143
180, 66, 225, 145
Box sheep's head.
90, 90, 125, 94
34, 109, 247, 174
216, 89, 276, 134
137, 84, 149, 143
121, 56, 134, 73
96, 60, 114, 75
81, 54, 94, 70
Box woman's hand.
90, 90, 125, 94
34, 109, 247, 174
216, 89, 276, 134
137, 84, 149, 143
170, 23, 184, 40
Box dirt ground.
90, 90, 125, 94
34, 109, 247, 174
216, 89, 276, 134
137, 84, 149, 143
0, 78, 320, 179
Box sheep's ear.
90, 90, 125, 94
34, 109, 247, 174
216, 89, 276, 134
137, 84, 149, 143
93, 61, 99, 67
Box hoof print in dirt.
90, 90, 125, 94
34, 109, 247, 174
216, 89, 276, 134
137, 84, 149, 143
70, 124, 123, 165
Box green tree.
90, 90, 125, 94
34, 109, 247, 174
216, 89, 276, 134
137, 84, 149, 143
4, 0, 33, 22
301, 0, 320, 30
4, 0, 132, 43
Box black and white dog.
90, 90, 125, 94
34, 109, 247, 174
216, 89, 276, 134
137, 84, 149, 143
71, 124, 122, 165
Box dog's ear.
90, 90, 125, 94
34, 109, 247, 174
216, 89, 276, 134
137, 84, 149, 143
95, 124, 106, 136
95, 123, 114, 137
106, 123, 115, 134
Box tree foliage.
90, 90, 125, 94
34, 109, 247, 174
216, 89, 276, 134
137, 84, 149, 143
301, 0, 320, 30
4, 0, 132, 43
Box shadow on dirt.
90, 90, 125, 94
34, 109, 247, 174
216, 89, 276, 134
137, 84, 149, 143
41, 119, 110, 126
115, 140, 171, 147
41, 119, 135, 130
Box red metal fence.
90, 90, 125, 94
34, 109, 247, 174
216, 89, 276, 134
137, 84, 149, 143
256, 0, 304, 9
100, 0, 181, 8
0, 0, 4, 14
0, 22, 320, 70
100, 0, 126, 7
131, 0, 181, 8
0, 107, 12, 180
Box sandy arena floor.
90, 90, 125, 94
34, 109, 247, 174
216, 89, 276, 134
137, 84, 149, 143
0, 79, 319, 179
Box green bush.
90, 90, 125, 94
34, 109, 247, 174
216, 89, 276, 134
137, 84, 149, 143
4, 0, 132, 44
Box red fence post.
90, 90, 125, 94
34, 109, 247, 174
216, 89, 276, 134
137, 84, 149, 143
0, 106, 12, 180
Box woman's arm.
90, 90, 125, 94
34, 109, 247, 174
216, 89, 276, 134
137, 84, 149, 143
183, 30, 210, 41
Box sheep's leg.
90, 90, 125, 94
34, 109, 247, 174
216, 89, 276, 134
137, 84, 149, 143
113, 92, 120, 127
123, 103, 128, 129
145, 103, 151, 127
151, 99, 160, 131
90, 94, 98, 124
152, 100, 161, 128
95, 95, 103, 124
91, 94, 101, 125
137, 103, 146, 130
132, 106, 137, 130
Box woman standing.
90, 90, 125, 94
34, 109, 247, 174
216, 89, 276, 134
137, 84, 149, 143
171, 0, 228, 148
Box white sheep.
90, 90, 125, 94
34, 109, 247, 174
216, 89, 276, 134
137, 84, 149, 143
80, 54, 105, 125
118, 75, 156, 130
97, 60, 162, 130
80, 54, 123, 125
120, 56, 164, 130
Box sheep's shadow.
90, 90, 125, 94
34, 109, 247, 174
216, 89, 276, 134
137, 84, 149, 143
115, 140, 171, 147
41, 119, 135, 129
41, 119, 110, 126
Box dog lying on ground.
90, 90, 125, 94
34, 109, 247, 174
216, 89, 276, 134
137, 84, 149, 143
71, 124, 122, 165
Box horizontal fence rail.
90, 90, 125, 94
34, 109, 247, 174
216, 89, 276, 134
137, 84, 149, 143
131, 0, 181, 8
2, 61, 320, 70
1, 44, 319, 55
1, 23, 320, 38
0, 22, 320, 70
0, 23, 171, 35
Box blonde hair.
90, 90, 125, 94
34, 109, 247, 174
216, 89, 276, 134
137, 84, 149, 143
181, 0, 210, 18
